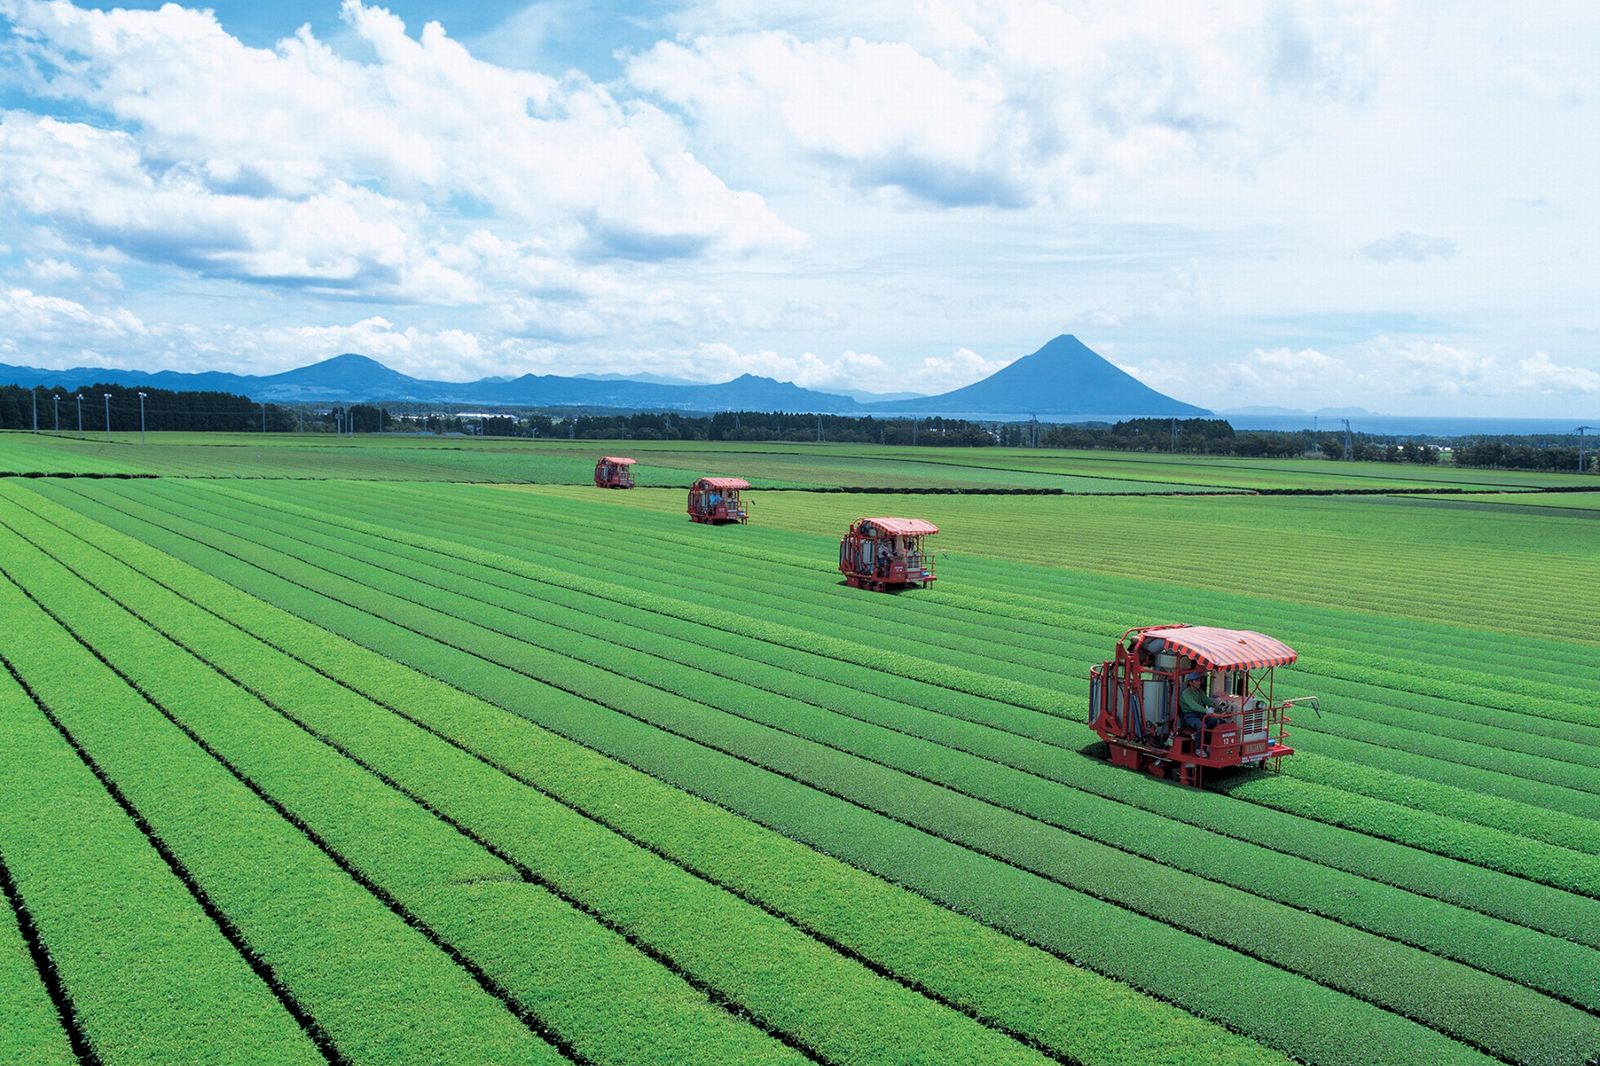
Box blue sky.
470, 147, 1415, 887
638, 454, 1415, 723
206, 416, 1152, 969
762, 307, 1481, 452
1, 0, 1596, 415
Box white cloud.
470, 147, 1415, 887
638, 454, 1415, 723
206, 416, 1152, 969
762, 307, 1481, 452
1359, 231, 1457, 263
1149, 336, 1600, 413
1213, 338, 1500, 400
1500, 64, 1588, 108
22, 256, 80, 283
628, 1, 1384, 205
2, 0, 799, 260
260, 317, 491, 378
1519, 351, 1600, 395
0, 111, 478, 299
918, 345, 1012, 390
0, 285, 148, 364
663, 342, 887, 389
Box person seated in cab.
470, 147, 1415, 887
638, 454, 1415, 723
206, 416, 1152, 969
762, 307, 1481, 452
1180, 673, 1225, 744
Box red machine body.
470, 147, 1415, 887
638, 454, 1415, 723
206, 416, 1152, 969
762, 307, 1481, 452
594, 456, 636, 488
1089, 623, 1317, 787
839, 517, 937, 590
688, 477, 750, 524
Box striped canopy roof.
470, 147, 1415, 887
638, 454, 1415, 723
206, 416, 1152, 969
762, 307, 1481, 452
695, 477, 750, 489
854, 517, 939, 537
599, 456, 636, 465
1142, 625, 1297, 670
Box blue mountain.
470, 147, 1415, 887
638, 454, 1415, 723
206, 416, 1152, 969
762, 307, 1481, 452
874, 334, 1208, 417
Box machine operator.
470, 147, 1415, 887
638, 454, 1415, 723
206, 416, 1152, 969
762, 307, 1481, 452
1180, 674, 1225, 735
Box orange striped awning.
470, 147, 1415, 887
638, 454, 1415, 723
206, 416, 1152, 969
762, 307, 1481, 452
854, 517, 939, 536
1143, 625, 1297, 670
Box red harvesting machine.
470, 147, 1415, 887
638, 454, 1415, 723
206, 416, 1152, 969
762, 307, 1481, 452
839, 517, 937, 591
594, 456, 636, 489
1089, 623, 1319, 787
688, 477, 750, 524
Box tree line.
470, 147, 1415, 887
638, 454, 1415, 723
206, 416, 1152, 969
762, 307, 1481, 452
0, 383, 297, 432
1451, 439, 1589, 472
0, 384, 413, 435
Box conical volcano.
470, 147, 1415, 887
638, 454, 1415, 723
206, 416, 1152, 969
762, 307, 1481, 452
876, 335, 1209, 417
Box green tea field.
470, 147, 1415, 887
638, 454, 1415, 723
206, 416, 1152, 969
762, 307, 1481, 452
1, 433, 1597, 1066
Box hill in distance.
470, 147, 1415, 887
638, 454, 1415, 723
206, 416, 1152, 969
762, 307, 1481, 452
0, 334, 1209, 419
878, 334, 1208, 418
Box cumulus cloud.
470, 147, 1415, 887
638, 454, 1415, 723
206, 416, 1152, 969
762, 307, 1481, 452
1359, 231, 1457, 263
1519, 351, 1600, 394
1211, 337, 1498, 399
918, 345, 1012, 390
1500, 64, 1589, 108
628, 0, 1384, 205
1, 0, 799, 265
649, 342, 887, 389
0, 285, 147, 363
0, 111, 476, 299
229, 316, 498, 379
22, 256, 80, 283
1150, 335, 1599, 411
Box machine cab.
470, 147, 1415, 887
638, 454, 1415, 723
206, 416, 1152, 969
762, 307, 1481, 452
688, 477, 750, 523
594, 456, 636, 488
839, 517, 937, 591
1089, 624, 1318, 787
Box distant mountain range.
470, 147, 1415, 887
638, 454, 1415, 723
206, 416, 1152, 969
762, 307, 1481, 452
0, 334, 1208, 420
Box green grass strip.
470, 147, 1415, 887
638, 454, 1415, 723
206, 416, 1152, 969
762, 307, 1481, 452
0, 512, 1061, 1066
0, 522, 810, 1066
0, 646, 323, 1066
0, 561, 564, 1066
0, 876, 76, 1066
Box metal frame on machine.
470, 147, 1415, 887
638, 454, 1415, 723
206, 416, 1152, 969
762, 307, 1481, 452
1089, 623, 1318, 787
688, 477, 751, 524
594, 456, 636, 488
838, 517, 938, 591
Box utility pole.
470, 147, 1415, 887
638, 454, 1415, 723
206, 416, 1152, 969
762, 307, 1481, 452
816, 414, 822, 443
1578, 426, 1596, 473
262, 402, 267, 433
911, 419, 918, 446
52, 393, 60, 431
1170, 418, 1177, 453
31, 388, 38, 433
103, 393, 112, 442
75, 394, 83, 435
137, 391, 147, 444
1341, 418, 1353, 461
